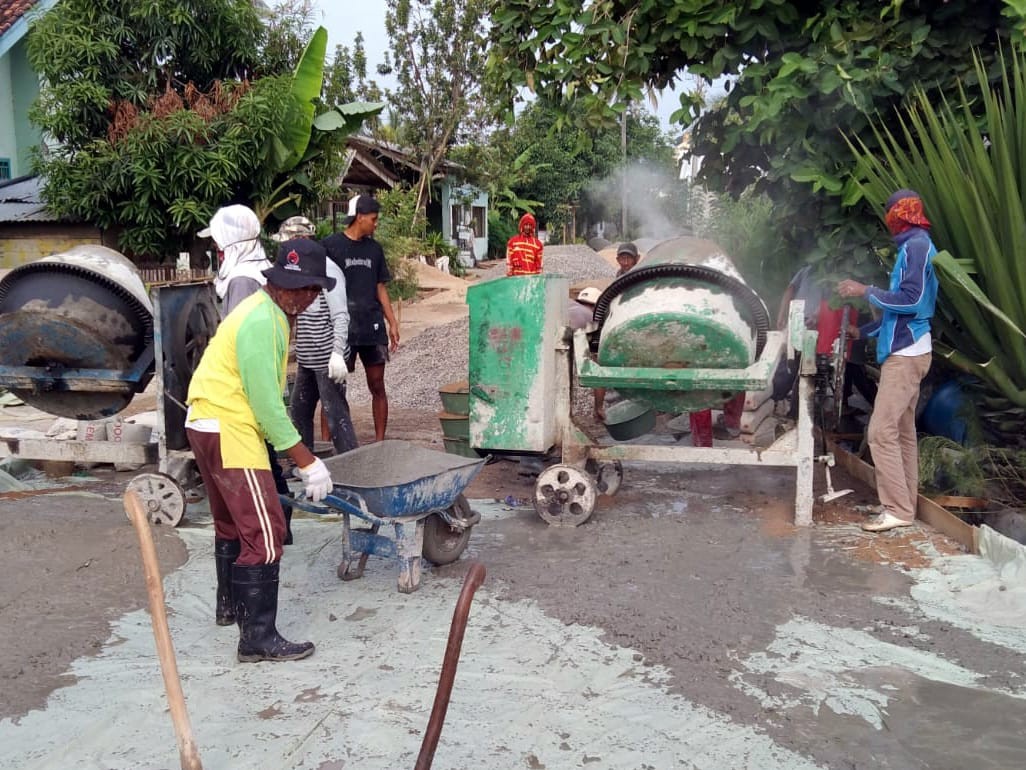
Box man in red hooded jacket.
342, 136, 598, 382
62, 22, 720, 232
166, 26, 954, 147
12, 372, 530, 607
506, 213, 544, 276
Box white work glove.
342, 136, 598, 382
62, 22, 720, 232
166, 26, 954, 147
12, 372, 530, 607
297, 458, 333, 502
328, 352, 348, 384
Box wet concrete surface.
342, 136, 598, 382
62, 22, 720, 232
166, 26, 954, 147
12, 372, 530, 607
449, 462, 1026, 769
3, 404, 1024, 767
0, 478, 187, 719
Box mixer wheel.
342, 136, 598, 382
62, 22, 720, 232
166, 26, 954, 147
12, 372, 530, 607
534, 465, 597, 527
586, 459, 623, 496
125, 472, 187, 527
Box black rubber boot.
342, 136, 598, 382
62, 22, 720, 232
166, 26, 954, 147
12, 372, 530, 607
214, 538, 241, 626
233, 563, 315, 663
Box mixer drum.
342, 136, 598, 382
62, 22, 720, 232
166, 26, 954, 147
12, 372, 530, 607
594, 237, 769, 413
0, 245, 154, 419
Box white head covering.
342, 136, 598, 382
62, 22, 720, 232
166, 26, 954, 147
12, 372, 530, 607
201, 205, 269, 298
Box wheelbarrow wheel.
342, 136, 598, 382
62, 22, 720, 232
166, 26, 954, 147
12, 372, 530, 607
423, 495, 475, 566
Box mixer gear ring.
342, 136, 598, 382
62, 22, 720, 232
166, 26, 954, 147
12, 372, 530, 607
586, 459, 623, 496
125, 472, 187, 527
534, 464, 597, 527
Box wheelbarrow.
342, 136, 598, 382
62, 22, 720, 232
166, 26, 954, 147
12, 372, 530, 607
285, 440, 486, 593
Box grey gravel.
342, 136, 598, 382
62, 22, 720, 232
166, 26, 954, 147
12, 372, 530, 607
345, 245, 613, 411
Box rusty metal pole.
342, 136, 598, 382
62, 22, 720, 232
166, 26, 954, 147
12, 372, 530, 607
414, 562, 487, 770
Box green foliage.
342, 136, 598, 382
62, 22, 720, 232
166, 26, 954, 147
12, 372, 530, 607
259, 0, 318, 77
919, 436, 1026, 504
373, 186, 425, 302
485, 0, 1026, 274
919, 436, 987, 498
449, 142, 548, 220
27, 0, 380, 258
850, 49, 1026, 410
36, 76, 293, 256
487, 210, 517, 260
28, 0, 264, 150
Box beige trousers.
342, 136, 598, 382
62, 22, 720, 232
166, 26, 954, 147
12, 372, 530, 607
866, 352, 932, 522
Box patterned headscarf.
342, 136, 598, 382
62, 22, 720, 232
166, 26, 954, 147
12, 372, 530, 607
884, 191, 931, 235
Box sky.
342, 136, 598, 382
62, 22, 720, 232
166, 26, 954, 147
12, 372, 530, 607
313, 0, 692, 135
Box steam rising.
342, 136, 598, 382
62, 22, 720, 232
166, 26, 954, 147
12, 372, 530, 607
583, 160, 692, 241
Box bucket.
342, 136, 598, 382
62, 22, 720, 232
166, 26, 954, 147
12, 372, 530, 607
604, 399, 656, 441
442, 437, 480, 458
438, 380, 470, 415
439, 412, 470, 440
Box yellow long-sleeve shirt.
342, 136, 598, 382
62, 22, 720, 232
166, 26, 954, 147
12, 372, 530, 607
186, 291, 300, 469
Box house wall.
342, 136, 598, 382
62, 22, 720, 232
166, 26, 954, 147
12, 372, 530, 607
442, 181, 489, 261
9, 38, 38, 178
0, 39, 38, 179
0, 53, 15, 179
0, 224, 107, 269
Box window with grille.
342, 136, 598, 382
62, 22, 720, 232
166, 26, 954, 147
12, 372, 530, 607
0, 159, 10, 181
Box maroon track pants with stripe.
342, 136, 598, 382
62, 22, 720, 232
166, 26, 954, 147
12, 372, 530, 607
186, 429, 286, 565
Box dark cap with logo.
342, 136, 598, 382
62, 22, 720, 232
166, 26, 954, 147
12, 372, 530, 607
262, 238, 336, 291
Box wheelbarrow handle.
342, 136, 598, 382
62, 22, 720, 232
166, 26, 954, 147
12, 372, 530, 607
279, 491, 385, 523
415, 562, 486, 770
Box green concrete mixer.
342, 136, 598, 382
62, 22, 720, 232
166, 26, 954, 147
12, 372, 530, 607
585, 236, 772, 413
467, 236, 820, 530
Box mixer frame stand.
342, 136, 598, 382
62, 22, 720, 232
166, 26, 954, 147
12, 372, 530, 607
545, 307, 818, 527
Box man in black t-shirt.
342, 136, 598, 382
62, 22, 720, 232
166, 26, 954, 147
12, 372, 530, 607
322, 195, 400, 441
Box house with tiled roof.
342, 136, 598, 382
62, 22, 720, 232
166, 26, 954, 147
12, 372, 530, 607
0, 0, 56, 181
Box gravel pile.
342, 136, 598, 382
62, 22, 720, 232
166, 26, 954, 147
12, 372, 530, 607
346, 245, 613, 410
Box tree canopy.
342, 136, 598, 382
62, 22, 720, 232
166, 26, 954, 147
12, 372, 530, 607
486, 0, 1026, 271
385, 0, 492, 213
27, 0, 380, 258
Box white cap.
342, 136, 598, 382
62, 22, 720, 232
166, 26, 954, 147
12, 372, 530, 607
577, 287, 602, 305
198, 204, 260, 246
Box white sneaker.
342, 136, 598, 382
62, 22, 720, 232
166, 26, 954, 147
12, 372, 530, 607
861, 511, 914, 532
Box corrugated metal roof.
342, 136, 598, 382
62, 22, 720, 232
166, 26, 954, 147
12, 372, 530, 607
0, 175, 71, 223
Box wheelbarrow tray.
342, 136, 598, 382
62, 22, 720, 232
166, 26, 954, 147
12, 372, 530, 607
322, 439, 486, 517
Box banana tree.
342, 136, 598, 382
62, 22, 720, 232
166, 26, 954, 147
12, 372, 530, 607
254, 26, 384, 221
848, 49, 1026, 420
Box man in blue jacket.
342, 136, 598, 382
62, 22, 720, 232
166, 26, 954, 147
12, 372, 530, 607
837, 189, 938, 533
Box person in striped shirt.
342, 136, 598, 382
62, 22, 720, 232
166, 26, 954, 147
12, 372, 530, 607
281, 217, 358, 455
506, 212, 544, 276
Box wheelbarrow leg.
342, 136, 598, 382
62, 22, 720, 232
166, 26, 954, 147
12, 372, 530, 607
394, 519, 425, 594
338, 514, 379, 581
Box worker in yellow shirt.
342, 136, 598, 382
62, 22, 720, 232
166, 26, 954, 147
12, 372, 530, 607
186, 238, 335, 663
